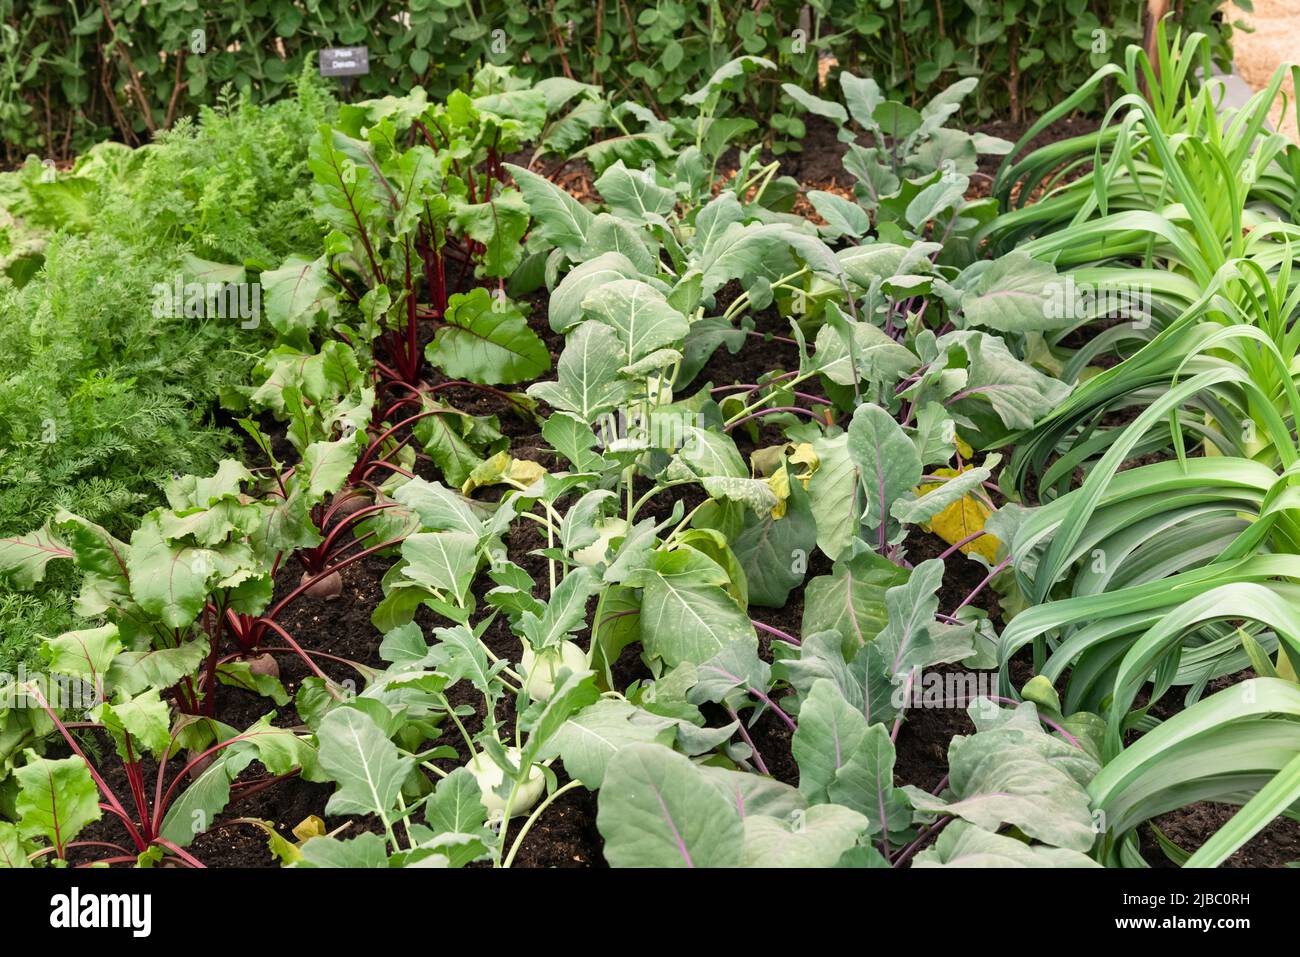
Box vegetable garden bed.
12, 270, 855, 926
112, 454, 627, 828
3, 21, 1300, 874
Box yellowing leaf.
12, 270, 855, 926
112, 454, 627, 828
789, 442, 819, 487
460, 453, 548, 494
292, 815, 327, 843
507, 458, 547, 486
918, 466, 1000, 562
766, 465, 791, 519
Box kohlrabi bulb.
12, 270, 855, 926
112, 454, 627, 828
466, 748, 545, 818
519, 639, 588, 700
571, 516, 628, 567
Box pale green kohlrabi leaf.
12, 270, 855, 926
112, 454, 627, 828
812, 313, 919, 392
597, 742, 744, 867
955, 251, 1066, 334
539, 699, 677, 788
805, 430, 856, 561
527, 320, 633, 422
581, 279, 689, 367
742, 804, 872, 867
846, 402, 922, 546
503, 163, 594, 259
316, 707, 415, 823
876, 559, 976, 682
790, 680, 911, 837
637, 547, 757, 668
799, 550, 910, 648
547, 252, 647, 333
904, 700, 1100, 853
937, 331, 1072, 431
594, 161, 677, 224
912, 821, 1101, 867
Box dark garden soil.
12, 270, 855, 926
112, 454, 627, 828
783, 114, 1102, 200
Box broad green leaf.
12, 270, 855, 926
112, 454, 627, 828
126, 514, 218, 629
43, 624, 121, 684
542, 412, 608, 472
780, 83, 849, 124
730, 469, 818, 607
0, 525, 72, 588
594, 161, 676, 222
700, 476, 779, 517
743, 805, 871, 867
52, 511, 132, 616
912, 821, 1102, 868
791, 679, 869, 805
504, 163, 593, 257
801, 551, 908, 648
906, 704, 1098, 852
684, 55, 775, 107
597, 743, 744, 867
317, 708, 415, 821
847, 403, 922, 536
876, 559, 974, 679
582, 279, 688, 366
678, 426, 747, 478
519, 669, 600, 766
452, 191, 530, 277
299, 436, 361, 504
429, 288, 550, 385
400, 531, 480, 603
528, 320, 632, 421
548, 252, 645, 333
14, 753, 101, 850
261, 254, 337, 336
808, 191, 870, 240
0, 823, 31, 868
541, 699, 676, 788
391, 478, 480, 535
696, 765, 807, 819
518, 566, 600, 651
940, 331, 1071, 430
580, 213, 659, 275
689, 641, 772, 706
92, 690, 172, 761
298, 832, 392, 868
429, 624, 504, 695
957, 251, 1063, 333
891, 464, 994, 526
826, 723, 912, 835
108, 639, 210, 698
805, 432, 856, 560
640, 550, 757, 667
813, 320, 918, 389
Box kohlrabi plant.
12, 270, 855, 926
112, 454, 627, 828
782, 72, 1011, 257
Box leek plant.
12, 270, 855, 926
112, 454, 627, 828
993, 28, 1300, 866
987, 28, 1300, 499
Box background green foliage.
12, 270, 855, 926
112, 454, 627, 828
2, 0, 1240, 163
0, 66, 335, 671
